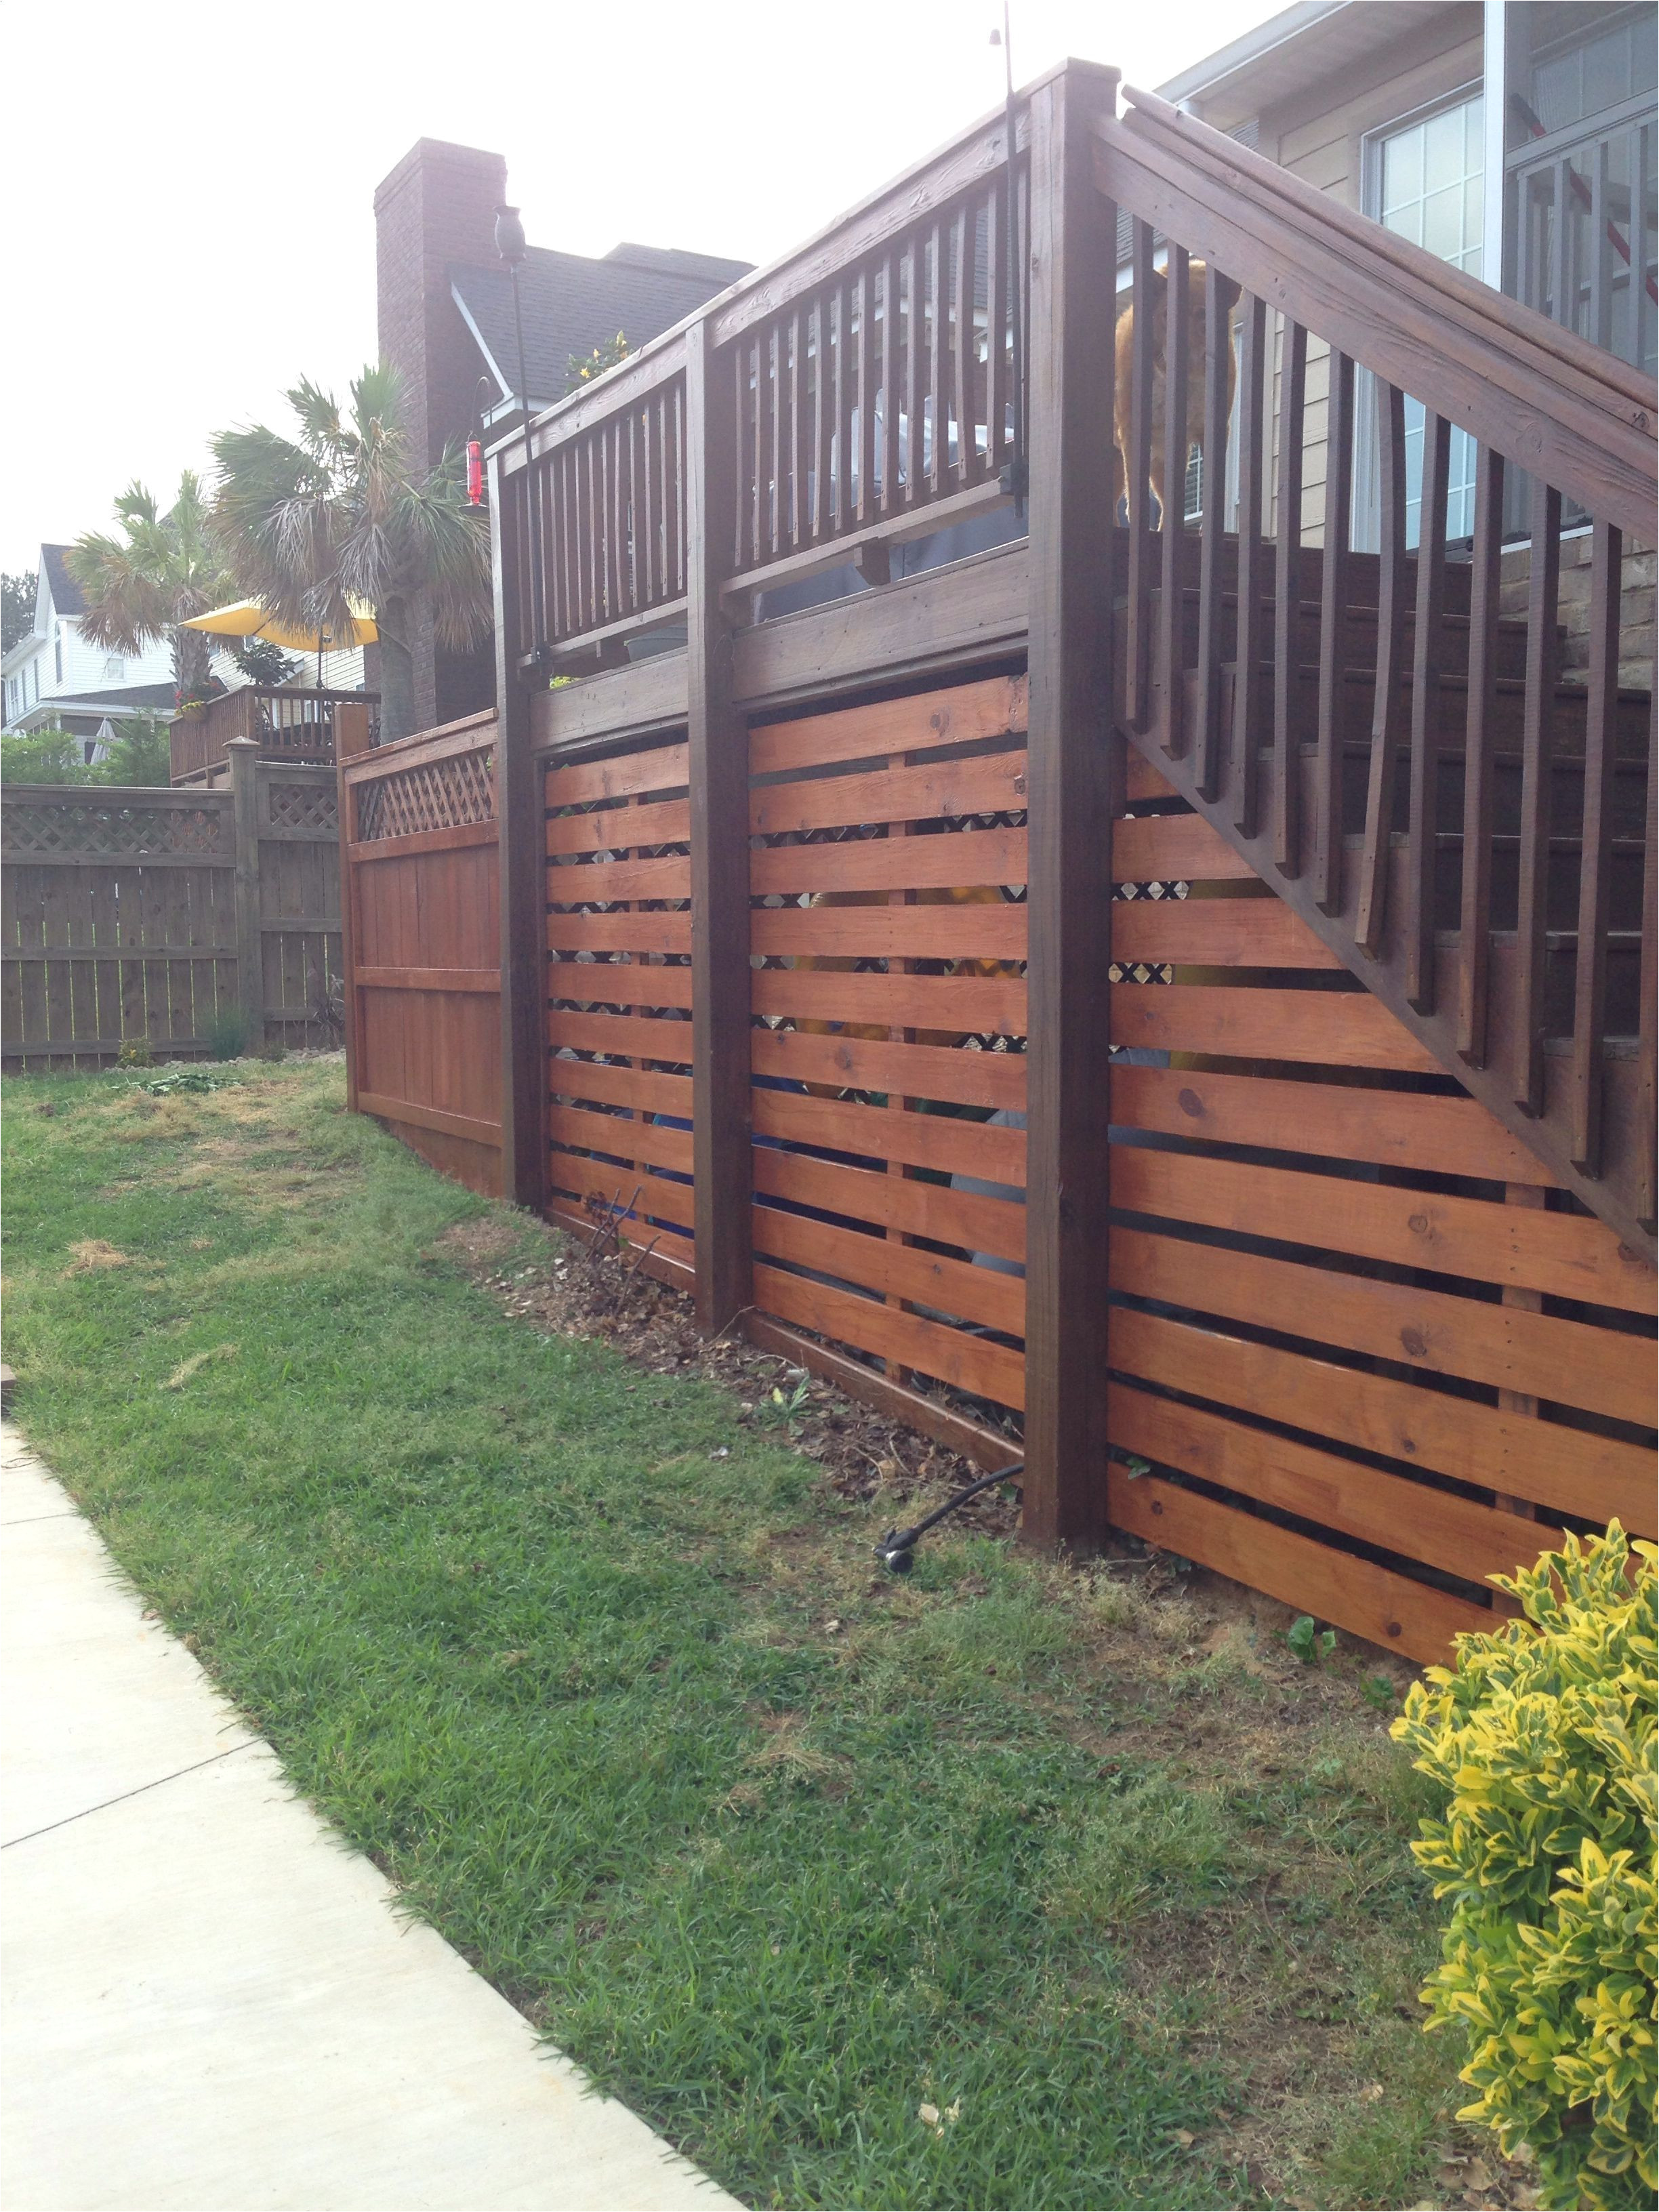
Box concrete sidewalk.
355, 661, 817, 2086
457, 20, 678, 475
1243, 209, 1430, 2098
0, 1430, 741, 2212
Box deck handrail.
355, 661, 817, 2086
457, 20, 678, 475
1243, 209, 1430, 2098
1107, 85, 1654, 535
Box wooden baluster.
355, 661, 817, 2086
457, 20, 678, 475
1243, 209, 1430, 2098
1457, 445, 1505, 1066
1194, 263, 1232, 801
985, 184, 1006, 480
1406, 411, 1451, 1009
1272, 318, 1308, 876
1126, 218, 1156, 733
1638, 687, 1658, 1227
769, 325, 783, 559
904, 245, 923, 508
1313, 348, 1354, 912
789, 308, 806, 548
814, 298, 832, 541
882, 253, 901, 515
639, 406, 657, 609
733, 339, 749, 572
1231, 293, 1267, 837
1355, 381, 1408, 951
671, 382, 687, 598
928, 222, 945, 498
857, 270, 876, 527
605, 422, 623, 621
1158, 243, 1190, 758
583, 435, 600, 636
1570, 519, 1622, 1172
752, 333, 768, 567
1514, 477, 1563, 1117
952, 205, 970, 488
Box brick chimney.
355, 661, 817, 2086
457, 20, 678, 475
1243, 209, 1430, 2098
375, 140, 506, 729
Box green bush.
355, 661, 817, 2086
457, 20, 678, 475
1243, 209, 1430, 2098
203, 1008, 249, 1062
1391, 1525, 1656, 2209
115, 1038, 154, 1069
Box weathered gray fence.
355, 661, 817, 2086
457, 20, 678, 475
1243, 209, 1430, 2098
1, 740, 341, 1068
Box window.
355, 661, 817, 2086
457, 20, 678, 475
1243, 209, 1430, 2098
1360, 91, 1484, 548
102, 654, 125, 681
54, 629, 63, 684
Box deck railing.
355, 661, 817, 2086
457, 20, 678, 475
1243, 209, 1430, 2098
171, 687, 377, 785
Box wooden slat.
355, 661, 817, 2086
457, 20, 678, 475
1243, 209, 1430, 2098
548, 1058, 691, 1118
348, 819, 497, 865
752, 1202, 1024, 1335
750, 1023, 1027, 1111
752, 901, 1026, 960
548, 855, 691, 904
1456, 445, 1506, 1067
1111, 812, 1256, 882
1355, 380, 1408, 948
1111, 1145, 1656, 1313
1570, 518, 1622, 1173
544, 742, 689, 806
752, 1084, 1026, 1182
1513, 476, 1563, 1116
545, 909, 691, 955
754, 965, 1025, 1035
1109, 982, 1441, 1069
548, 1102, 693, 1176
357, 1090, 501, 1147
754, 1261, 1025, 1408
750, 825, 1027, 897
1109, 1063, 1552, 1184
752, 1141, 1027, 1265
1110, 1225, 1653, 1424
548, 1159, 696, 1233
1105, 1467, 1498, 1664
545, 798, 690, 855
548, 957, 693, 1011
1158, 241, 1191, 759
750, 750, 1025, 837
1272, 317, 1307, 875
1108, 1383, 1563, 1593
749, 675, 1026, 777
546, 1008, 693, 1061
356, 966, 499, 994
1109, 1305, 1654, 1530
1313, 347, 1353, 914
1110, 895, 1340, 968
1231, 293, 1268, 838
1406, 410, 1451, 1010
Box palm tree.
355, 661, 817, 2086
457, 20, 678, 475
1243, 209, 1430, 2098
68, 474, 231, 708
211, 365, 489, 742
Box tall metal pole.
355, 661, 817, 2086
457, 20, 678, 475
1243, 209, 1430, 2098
496, 205, 552, 672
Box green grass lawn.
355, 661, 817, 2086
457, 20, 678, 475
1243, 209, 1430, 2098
2, 1059, 1486, 2211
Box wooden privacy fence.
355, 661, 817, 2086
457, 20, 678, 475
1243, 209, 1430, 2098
341, 61, 1656, 1665
2, 741, 342, 1067
339, 712, 501, 1195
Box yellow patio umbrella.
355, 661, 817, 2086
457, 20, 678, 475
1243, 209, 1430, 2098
184, 598, 378, 685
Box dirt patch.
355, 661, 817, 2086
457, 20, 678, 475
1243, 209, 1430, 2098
64, 1240, 131, 1275
434, 1216, 523, 1269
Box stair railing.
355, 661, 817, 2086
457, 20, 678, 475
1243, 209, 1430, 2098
1095, 83, 1657, 1255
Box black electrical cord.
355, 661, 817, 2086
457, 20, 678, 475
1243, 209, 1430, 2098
876, 1460, 1023, 1574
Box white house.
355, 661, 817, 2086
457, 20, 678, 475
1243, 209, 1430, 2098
2, 545, 177, 756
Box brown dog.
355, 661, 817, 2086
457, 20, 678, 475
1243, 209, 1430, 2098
1112, 259, 1240, 529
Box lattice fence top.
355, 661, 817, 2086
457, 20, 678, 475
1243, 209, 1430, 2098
356, 747, 495, 841
266, 781, 339, 834
0, 797, 229, 857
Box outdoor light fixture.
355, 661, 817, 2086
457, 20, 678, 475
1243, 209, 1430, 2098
496, 204, 552, 671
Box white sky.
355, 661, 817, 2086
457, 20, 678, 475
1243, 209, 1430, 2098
0, 0, 1284, 577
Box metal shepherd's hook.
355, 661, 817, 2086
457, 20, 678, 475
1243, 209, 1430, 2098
495, 205, 553, 673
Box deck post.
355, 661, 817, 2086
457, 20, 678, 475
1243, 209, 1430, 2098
225, 737, 267, 1058
493, 447, 546, 1211
686, 314, 754, 1335
1021, 61, 1121, 1548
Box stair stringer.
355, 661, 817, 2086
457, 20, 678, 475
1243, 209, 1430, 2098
1118, 716, 1657, 1267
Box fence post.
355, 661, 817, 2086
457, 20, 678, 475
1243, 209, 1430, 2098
225, 737, 267, 1057
492, 447, 547, 1211
685, 314, 753, 1335
1021, 61, 1121, 1547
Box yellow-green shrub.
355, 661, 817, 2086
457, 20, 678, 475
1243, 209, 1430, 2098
1391, 1524, 1656, 2209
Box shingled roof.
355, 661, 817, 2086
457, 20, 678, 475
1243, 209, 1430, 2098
451, 241, 752, 413
41, 545, 87, 619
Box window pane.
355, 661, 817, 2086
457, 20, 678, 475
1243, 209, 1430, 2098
1423, 182, 1463, 259
1423, 104, 1463, 192
1385, 199, 1423, 244
1382, 123, 1423, 211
